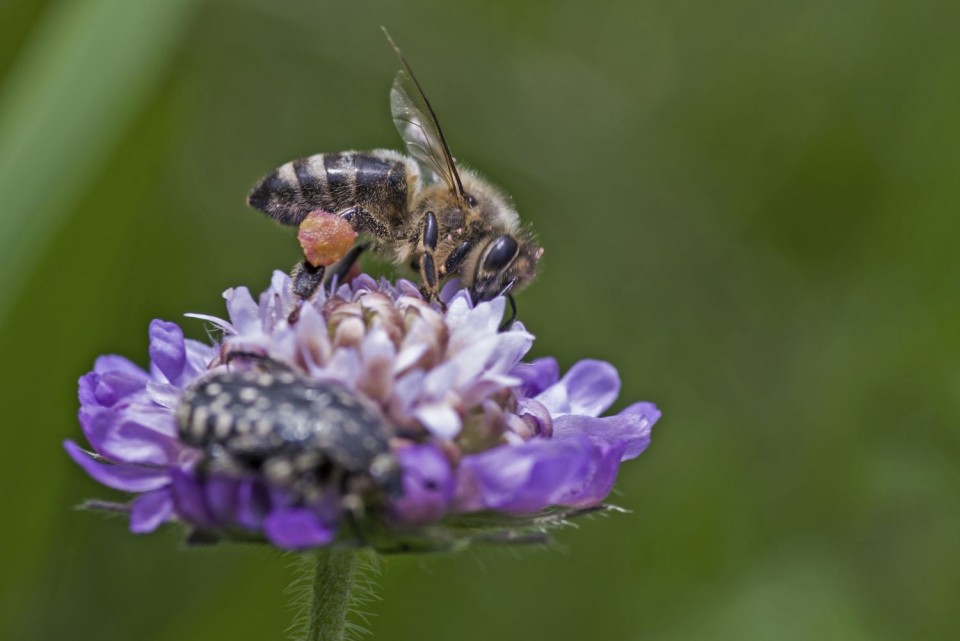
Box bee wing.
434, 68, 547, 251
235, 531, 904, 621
390, 69, 458, 191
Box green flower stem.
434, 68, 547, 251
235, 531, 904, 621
307, 549, 358, 641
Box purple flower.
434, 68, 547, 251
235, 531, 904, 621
66, 273, 660, 551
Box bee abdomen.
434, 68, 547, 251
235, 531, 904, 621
248, 151, 411, 227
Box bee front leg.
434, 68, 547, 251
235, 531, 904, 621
419, 211, 442, 304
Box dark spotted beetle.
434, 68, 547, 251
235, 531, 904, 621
176, 368, 403, 514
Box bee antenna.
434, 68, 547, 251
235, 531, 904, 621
381, 27, 466, 199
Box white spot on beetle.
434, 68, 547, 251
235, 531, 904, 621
214, 413, 232, 438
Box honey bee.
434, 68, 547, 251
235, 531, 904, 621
247, 32, 541, 309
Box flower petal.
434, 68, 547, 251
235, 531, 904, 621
94, 416, 181, 466
77, 372, 98, 408
553, 406, 658, 461
183, 313, 235, 335
148, 320, 187, 385
389, 370, 425, 419
94, 355, 149, 380
560, 439, 627, 506
183, 339, 216, 380
64, 441, 170, 492
130, 489, 174, 533
80, 366, 150, 409
263, 508, 337, 550
169, 469, 215, 528
511, 357, 559, 397
357, 328, 396, 403
146, 381, 182, 409
439, 278, 462, 304
390, 445, 455, 523
447, 298, 505, 354
236, 480, 271, 530
536, 359, 620, 417
613, 402, 661, 460
224, 286, 261, 335
414, 402, 462, 439
516, 398, 554, 438
297, 303, 332, 370
455, 436, 595, 513
204, 476, 240, 524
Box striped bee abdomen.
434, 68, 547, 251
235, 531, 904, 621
247, 151, 411, 228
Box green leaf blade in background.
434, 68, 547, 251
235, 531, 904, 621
0, 0, 199, 325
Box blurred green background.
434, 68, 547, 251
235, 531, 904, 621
2, 0, 958, 639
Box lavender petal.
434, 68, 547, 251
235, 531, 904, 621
263, 508, 337, 550
148, 320, 187, 385
553, 406, 658, 462
510, 357, 559, 397
223, 286, 261, 335
390, 445, 455, 523
455, 436, 595, 513
169, 469, 215, 528
64, 441, 171, 492
130, 489, 174, 533
93, 355, 149, 380
536, 359, 620, 418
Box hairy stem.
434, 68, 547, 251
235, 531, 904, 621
307, 549, 357, 641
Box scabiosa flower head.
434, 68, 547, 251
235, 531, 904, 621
66, 273, 660, 551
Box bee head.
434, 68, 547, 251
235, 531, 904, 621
468, 233, 542, 302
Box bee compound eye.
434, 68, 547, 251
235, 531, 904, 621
464, 193, 478, 208
482, 235, 519, 272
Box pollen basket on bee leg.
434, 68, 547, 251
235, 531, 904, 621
297, 210, 358, 268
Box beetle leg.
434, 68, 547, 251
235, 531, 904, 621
340, 474, 370, 546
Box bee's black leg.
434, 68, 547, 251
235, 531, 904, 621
291, 260, 326, 299
340, 206, 389, 239
499, 293, 518, 331
288, 260, 325, 323
419, 211, 442, 305
442, 239, 473, 277
324, 242, 369, 289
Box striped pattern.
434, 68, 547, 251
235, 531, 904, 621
248, 151, 410, 227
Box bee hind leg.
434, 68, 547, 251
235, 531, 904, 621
324, 242, 369, 288
291, 260, 326, 299
287, 260, 325, 323
293, 208, 371, 304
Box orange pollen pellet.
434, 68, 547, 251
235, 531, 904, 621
297, 210, 358, 268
